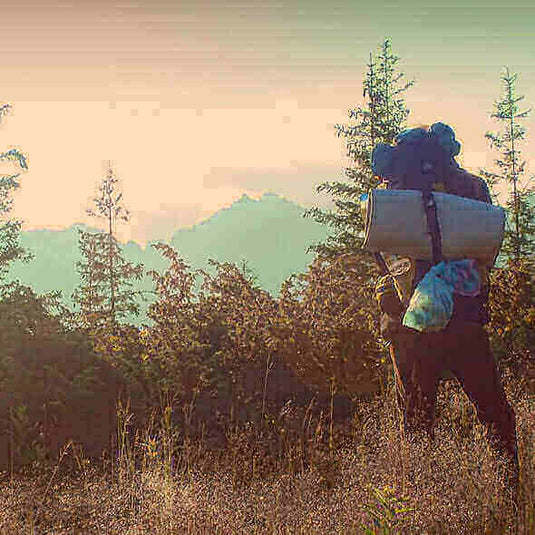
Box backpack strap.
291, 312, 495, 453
422, 159, 448, 265
421, 191, 443, 265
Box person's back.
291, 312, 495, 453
373, 127, 494, 329
370, 122, 519, 491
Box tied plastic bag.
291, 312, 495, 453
402, 259, 480, 332
402, 269, 453, 332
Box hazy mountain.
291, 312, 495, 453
6, 193, 330, 323
169, 192, 328, 293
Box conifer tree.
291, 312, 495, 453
297, 39, 413, 394
306, 38, 413, 258
480, 67, 535, 261
0, 103, 32, 279
481, 68, 535, 375
73, 165, 144, 332
73, 230, 108, 331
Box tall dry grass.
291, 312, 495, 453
0, 375, 533, 534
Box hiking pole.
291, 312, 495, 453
372, 251, 406, 437
373, 252, 390, 277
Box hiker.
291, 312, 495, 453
369, 123, 519, 480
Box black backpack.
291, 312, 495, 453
371, 123, 491, 326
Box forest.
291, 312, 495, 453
0, 39, 534, 533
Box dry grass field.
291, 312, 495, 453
0, 376, 533, 535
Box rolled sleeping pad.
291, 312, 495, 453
361, 189, 505, 267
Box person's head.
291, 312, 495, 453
371, 122, 461, 190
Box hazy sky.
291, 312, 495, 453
1, 0, 534, 244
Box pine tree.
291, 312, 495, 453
0, 103, 32, 279
72, 230, 108, 331
298, 39, 413, 395
480, 67, 535, 261
73, 165, 144, 332
481, 68, 535, 376
306, 38, 413, 258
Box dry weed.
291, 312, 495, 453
0, 376, 532, 534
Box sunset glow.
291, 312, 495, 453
2, 0, 534, 244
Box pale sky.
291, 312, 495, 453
1, 0, 534, 245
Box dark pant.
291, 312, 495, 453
390, 323, 518, 472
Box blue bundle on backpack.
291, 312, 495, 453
402, 259, 481, 332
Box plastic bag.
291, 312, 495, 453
402, 259, 480, 333
402, 268, 454, 332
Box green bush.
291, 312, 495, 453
487, 259, 535, 384
0, 282, 123, 467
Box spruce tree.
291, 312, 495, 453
299, 39, 414, 394
0, 103, 32, 279
73, 165, 144, 332
481, 68, 535, 375
480, 67, 535, 261
306, 37, 413, 258
73, 230, 108, 331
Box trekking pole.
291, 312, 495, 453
373, 252, 390, 277
372, 251, 406, 438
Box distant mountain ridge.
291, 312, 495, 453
6, 193, 330, 323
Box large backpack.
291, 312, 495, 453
371, 122, 492, 264
370, 123, 493, 327
372, 123, 491, 265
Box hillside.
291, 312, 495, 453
169, 192, 329, 294
6, 193, 330, 323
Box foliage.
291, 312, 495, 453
86, 166, 130, 232
72, 231, 108, 331
87, 244, 288, 433
487, 259, 535, 379
306, 37, 413, 258
0, 103, 32, 280
0, 281, 123, 467
73, 165, 144, 332
88, 322, 152, 428
143, 246, 281, 424
480, 67, 535, 261
277, 253, 384, 397
73, 230, 144, 332
142, 243, 210, 409
197, 258, 279, 420
362, 486, 414, 534
480, 68, 535, 379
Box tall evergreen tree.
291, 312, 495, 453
0, 103, 32, 279
480, 68, 535, 376
300, 38, 413, 393
306, 38, 413, 258
480, 67, 535, 261
73, 165, 144, 332
73, 230, 108, 331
